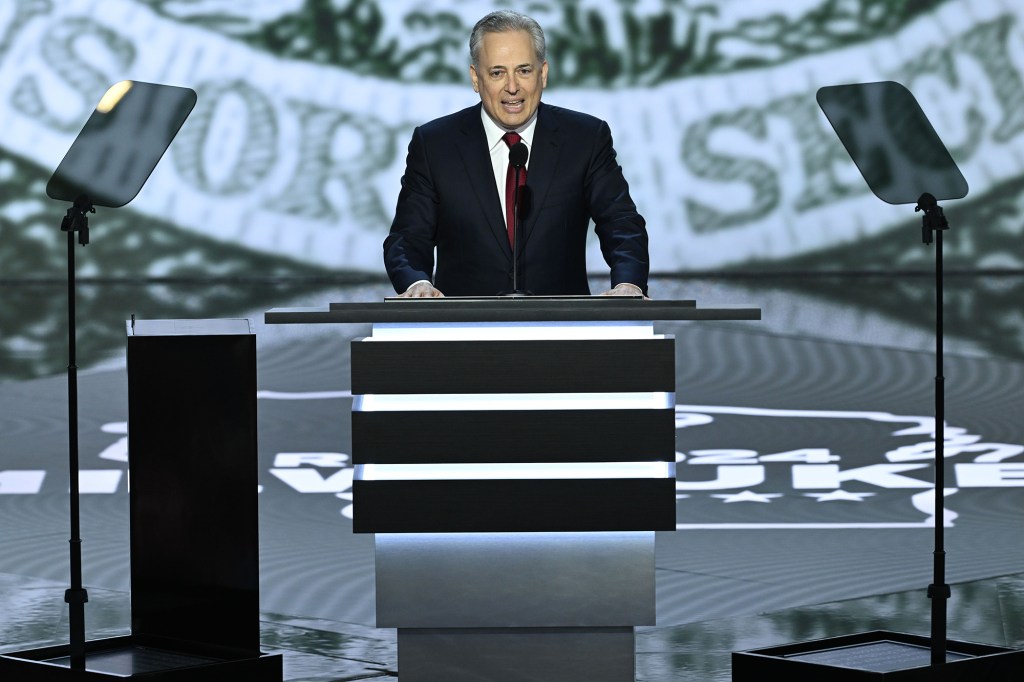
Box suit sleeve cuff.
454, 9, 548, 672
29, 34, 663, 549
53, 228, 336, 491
615, 282, 645, 296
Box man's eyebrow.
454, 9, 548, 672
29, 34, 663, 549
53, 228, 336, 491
488, 62, 534, 69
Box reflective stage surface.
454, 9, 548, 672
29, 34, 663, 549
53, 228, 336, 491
1, 274, 1022, 680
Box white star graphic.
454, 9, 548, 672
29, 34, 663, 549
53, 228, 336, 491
804, 490, 876, 502
712, 490, 783, 503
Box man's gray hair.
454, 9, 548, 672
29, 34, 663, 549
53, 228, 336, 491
469, 10, 547, 68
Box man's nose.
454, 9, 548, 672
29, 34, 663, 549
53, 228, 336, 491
505, 74, 519, 93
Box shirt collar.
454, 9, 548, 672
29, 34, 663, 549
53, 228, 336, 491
481, 106, 539, 152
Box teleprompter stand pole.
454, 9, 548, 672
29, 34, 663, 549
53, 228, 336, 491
0, 79, 282, 680
916, 191, 950, 667
61, 194, 94, 671
731, 80, 1024, 681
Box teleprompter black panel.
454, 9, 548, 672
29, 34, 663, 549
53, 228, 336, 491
352, 478, 676, 533
350, 338, 675, 395
351, 409, 674, 464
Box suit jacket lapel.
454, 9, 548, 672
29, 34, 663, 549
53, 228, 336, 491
456, 105, 513, 260
520, 103, 560, 251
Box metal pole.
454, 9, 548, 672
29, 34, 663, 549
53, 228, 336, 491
929, 224, 948, 666
63, 205, 90, 670
916, 193, 949, 667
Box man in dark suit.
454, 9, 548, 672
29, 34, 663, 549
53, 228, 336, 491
383, 9, 649, 298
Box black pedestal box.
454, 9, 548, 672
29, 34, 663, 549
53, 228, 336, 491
0, 319, 282, 680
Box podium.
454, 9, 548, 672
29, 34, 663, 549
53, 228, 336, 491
0, 319, 283, 680
267, 297, 759, 681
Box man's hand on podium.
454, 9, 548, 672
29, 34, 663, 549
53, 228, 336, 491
400, 281, 445, 298
399, 281, 648, 298
600, 282, 649, 299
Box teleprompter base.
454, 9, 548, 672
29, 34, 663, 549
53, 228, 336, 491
0, 635, 283, 681
732, 630, 1024, 681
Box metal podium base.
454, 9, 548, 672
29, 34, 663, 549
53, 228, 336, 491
398, 627, 635, 682
0, 635, 283, 681
732, 631, 1024, 681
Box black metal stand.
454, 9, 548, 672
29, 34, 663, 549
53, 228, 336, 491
917, 192, 950, 666
61, 195, 94, 671
733, 81, 1024, 680
0, 80, 281, 681
732, 196, 1024, 681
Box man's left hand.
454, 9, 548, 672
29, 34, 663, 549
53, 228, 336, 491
599, 283, 649, 299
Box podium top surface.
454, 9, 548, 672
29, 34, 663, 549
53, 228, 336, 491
264, 298, 760, 324
127, 318, 253, 337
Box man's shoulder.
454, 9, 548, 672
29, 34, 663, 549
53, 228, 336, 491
539, 103, 605, 131
417, 104, 481, 136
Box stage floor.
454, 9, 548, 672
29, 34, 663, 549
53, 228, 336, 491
1, 275, 1022, 680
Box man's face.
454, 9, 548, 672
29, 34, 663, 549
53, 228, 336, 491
470, 30, 548, 130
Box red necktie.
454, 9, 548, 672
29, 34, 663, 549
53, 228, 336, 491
502, 132, 526, 246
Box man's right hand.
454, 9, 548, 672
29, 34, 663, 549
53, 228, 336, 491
399, 281, 444, 298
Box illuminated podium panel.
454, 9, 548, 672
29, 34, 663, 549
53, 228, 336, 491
265, 298, 760, 682
353, 317, 671, 681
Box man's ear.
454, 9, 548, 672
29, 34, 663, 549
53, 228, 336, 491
470, 64, 480, 93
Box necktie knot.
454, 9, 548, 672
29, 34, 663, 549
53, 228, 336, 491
502, 131, 521, 148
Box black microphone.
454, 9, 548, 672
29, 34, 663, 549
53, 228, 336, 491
509, 141, 528, 170
505, 141, 530, 295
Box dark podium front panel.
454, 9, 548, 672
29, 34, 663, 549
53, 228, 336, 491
350, 338, 675, 394
351, 408, 674, 463
350, 328, 677, 535
353, 478, 676, 533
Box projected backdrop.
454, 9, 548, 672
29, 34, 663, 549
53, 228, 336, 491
1, 0, 1023, 281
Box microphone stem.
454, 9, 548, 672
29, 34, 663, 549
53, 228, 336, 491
512, 166, 521, 292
